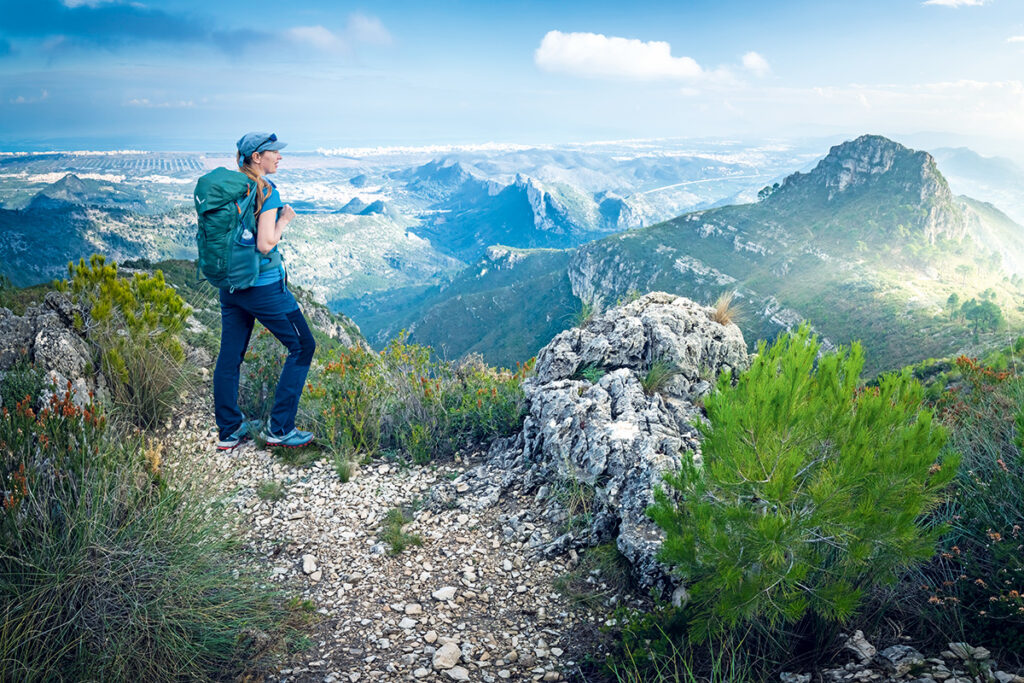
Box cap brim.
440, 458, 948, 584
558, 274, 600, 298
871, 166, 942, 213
261, 141, 287, 152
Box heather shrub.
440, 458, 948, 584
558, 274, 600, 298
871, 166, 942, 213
918, 352, 1024, 655
62, 255, 192, 429
648, 324, 958, 644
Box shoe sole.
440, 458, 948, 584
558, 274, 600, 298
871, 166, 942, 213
216, 435, 252, 451
264, 439, 315, 449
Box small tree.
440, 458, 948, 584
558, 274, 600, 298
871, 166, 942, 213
946, 292, 959, 314
649, 324, 958, 642
960, 298, 1004, 335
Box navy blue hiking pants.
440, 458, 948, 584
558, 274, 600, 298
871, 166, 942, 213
214, 281, 316, 439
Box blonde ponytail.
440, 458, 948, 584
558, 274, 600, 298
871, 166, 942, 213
236, 151, 271, 216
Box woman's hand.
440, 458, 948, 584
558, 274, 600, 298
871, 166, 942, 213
279, 204, 296, 227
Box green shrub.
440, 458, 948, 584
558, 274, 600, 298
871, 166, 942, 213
0, 386, 292, 681
62, 255, 192, 429
303, 334, 532, 463
648, 324, 958, 643
574, 363, 605, 384
0, 354, 45, 410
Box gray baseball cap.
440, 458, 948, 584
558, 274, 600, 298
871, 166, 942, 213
237, 132, 287, 158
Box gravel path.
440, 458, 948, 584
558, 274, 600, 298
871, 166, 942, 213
164, 396, 610, 683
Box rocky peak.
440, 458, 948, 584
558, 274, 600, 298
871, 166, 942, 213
512, 174, 570, 233
50, 173, 90, 194
789, 134, 946, 200
771, 134, 966, 244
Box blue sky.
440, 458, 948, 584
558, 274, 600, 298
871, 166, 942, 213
1, 0, 1022, 151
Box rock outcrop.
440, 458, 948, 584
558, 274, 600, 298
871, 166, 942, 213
0, 291, 95, 407
450, 292, 748, 590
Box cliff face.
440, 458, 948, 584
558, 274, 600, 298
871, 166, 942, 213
769, 134, 966, 245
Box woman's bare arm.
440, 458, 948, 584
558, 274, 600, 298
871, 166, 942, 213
256, 205, 296, 254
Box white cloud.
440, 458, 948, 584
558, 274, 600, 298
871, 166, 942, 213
535, 30, 703, 81
922, 0, 988, 6
61, 0, 119, 6
284, 14, 391, 55
347, 13, 392, 45
10, 90, 49, 104
286, 25, 346, 52
1008, 36, 1024, 43
125, 98, 194, 108
742, 51, 771, 77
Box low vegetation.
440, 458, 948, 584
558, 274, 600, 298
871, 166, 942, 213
0, 379, 295, 681
297, 334, 534, 464
380, 505, 423, 554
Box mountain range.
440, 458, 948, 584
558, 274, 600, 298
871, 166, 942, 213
1, 136, 1022, 375
343, 135, 1024, 373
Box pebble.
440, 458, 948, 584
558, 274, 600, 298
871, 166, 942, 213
433, 586, 458, 601
446, 666, 470, 681
433, 642, 462, 670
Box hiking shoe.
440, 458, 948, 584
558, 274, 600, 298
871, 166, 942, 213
264, 427, 315, 449
217, 419, 258, 451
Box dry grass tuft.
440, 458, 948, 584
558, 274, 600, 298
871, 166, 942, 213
712, 291, 741, 326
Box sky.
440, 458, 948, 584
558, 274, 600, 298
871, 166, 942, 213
0, 0, 1023, 153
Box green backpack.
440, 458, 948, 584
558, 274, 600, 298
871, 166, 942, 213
193, 168, 263, 290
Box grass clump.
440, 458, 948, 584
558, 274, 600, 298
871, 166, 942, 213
641, 357, 680, 396
0, 383, 294, 682
574, 300, 597, 328
256, 479, 287, 502
552, 468, 596, 534
553, 543, 632, 607
379, 506, 422, 555
605, 610, 753, 683
0, 354, 45, 410
332, 447, 357, 483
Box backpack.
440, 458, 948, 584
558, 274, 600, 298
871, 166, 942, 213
193, 168, 261, 290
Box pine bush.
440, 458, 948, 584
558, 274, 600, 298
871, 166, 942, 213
648, 324, 958, 642
63, 255, 191, 428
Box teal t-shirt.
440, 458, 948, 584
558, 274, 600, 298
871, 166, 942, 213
254, 178, 285, 286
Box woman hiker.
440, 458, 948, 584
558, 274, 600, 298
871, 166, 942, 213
214, 131, 316, 450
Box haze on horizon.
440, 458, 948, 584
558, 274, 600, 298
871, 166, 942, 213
1, 0, 1023, 159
